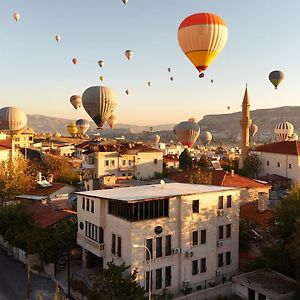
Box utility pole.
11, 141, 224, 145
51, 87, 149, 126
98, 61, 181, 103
25, 264, 31, 300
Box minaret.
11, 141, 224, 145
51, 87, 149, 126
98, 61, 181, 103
239, 84, 252, 169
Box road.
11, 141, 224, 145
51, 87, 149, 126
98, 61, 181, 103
0, 248, 62, 300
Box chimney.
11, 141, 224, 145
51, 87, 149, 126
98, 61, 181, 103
38, 172, 42, 182
258, 192, 269, 212
231, 169, 235, 176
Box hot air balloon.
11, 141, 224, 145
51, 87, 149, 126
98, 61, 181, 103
188, 117, 197, 123
149, 127, 153, 132
274, 122, 294, 141
125, 90, 129, 95
122, 0, 128, 4
70, 95, 82, 110
76, 119, 90, 135
0, 107, 27, 133
107, 114, 117, 129
147, 82, 151, 87
72, 58, 79, 65
125, 50, 133, 60
82, 86, 117, 129
269, 70, 284, 89
178, 13, 228, 77
174, 119, 200, 148
200, 131, 212, 146
66, 122, 78, 137
168, 67, 171, 73
98, 60, 104, 68
211, 79, 214, 84
13, 13, 20, 22
170, 77, 174, 81
99, 76, 104, 82
55, 35, 61, 42
249, 123, 258, 139
227, 106, 230, 110
153, 134, 160, 144
289, 133, 298, 141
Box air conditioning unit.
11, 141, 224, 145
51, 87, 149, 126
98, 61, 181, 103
217, 210, 224, 216
183, 280, 190, 287
186, 250, 194, 258
172, 247, 181, 254
216, 269, 222, 276
217, 240, 223, 247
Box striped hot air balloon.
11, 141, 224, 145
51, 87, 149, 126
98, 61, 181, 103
274, 122, 294, 141
174, 119, 200, 148
178, 13, 228, 77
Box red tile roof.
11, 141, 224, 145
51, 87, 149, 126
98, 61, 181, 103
260, 174, 291, 181
27, 183, 67, 197
170, 168, 270, 189
25, 203, 71, 228
163, 155, 179, 163
0, 139, 13, 149
240, 202, 274, 228
254, 141, 300, 156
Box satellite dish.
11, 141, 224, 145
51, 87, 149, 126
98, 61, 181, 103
160, 180, 166, 188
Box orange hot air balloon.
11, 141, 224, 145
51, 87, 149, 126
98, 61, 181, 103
72, 58, 79, 65
178, 13, 228, 77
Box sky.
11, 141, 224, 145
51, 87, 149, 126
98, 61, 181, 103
0, 0, 300, 126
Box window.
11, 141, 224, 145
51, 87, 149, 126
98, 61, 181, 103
277, 162, 280, 167
226, 195, 232, 208
226, 224, 231, 238
156, 268, 162, 290
267, 161, 269, 166
122, 160, 126, 165
289, 163, 292, 169
192, 200, 199, 213
156, 237, 162, 258
112, 234, 116, 254
146, 239, 153, 260
258, 293, 266, 300
192, 231, 198, 246
200, 229, 206, 244
225, 251, 231, 265
218, 196, 224, 209
85, 222, 103, 243
218, 225, 224, 240
165, 235, 171, 256
145, 271, 153, 292
105, 160, 109, 166
165, 266, 171, 287
117, 236, 122, 257
111, 160, 115, 167
154, 159, 158, 164
128, 160, 133, 166
82, 197, 85, 210
91, 200, 94, 213
200, 258, 206, 273
86, 198, 90, 211
192, 260, 198, 275
218, 253, 224, 267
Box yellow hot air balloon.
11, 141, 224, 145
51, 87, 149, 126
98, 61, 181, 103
178, 13, 228, 77
99, 76, 104, 82
66, 122, 78, 137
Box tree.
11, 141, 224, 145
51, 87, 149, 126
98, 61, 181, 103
179, 149, 192, 170
0, 158, 36, 202
242, 154, 262, 178
188, 169, 212, 185
71, 261, 146, 300
198, 155, 210, 168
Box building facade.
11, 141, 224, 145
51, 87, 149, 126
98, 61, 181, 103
76, 183, 242, 295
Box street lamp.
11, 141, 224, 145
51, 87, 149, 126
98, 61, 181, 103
133, 244, 151, 300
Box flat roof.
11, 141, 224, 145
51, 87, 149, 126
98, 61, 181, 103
233, 269, 298, 296
76, 183, 241, 202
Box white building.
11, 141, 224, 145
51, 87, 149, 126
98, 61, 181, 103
252, 141, 300, 183
80, 141, 163, 183
76, 183, 242, 295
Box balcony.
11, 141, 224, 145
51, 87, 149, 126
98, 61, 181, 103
77, 234, 105, 256
82, 162, 95, 169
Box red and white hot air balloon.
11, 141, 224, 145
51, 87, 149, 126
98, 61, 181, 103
173, 119, 200, 148
72, 58, 79, 65
13, 12, 20, 22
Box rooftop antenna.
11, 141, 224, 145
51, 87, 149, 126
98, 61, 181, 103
160, 179, 166, 188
